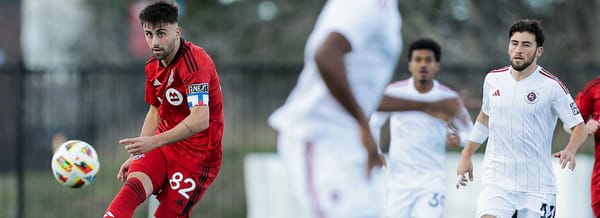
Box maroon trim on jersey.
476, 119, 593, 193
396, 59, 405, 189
489, 66, 510, 74
539, 68, 569, 94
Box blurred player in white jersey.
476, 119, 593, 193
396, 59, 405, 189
456, 19, 588, 218
269, 0, 459, 217
370, 38, 473, 218
269, 0, 402, 216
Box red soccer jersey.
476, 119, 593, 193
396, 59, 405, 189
576, 77, 600, 153
575, 76, 600, 214
144, 39, 224, 164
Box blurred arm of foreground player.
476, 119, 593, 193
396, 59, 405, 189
314, 32, 384, 179
378, 95, 460, 121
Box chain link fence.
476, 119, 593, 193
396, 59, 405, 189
0, 62, 597, 217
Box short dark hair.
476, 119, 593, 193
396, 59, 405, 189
139, 1, 179, 27
408, 38, 441, 62
509, 19, 544, 47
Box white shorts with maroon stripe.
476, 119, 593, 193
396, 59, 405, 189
277, 132, 383, 218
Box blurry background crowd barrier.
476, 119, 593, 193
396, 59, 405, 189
1, 0, 600, 217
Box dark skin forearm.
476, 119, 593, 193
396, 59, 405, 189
315, 32, 368, 125
378, 95, 427, 112
315, 31, 383, 177
378, 95, 460, 121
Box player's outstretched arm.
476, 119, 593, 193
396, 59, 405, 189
377, 95, 459, 121
377, 95, 428, 111
121, 105, 209, 155
554, 122, 587, 171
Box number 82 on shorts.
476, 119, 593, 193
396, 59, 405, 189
169, 172, 196, 199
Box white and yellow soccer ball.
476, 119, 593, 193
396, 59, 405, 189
51, 140, 100, 188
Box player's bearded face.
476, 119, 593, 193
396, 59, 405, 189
508, 32, 540, 72
152, 38, 176, 60
510, 53, 535, 71
143, 23, 178, 60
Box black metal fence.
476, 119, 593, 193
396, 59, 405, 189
0, 62, 597, 217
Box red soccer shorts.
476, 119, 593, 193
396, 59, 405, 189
129, 147, 221, 216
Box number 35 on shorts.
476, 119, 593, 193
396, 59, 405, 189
169, 172, 196, 199
428, 193, 446, 207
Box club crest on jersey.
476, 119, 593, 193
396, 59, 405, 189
166, 88, 183, 106
525, 91, 538, 104
570, 102, 580, 115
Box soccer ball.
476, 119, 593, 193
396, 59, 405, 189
51, 140, 100, 188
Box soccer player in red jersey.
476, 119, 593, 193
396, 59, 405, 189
104, 1, 224, 217
575, 77, 600, 217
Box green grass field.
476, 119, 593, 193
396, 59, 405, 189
0, 128, 593, 218
0, 145, 275, 218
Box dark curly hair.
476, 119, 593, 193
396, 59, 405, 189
138, 1, 179, 27
408, 38, 441, 62
509, 19, 544, 47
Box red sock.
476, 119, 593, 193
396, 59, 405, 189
104, 177, 147, 218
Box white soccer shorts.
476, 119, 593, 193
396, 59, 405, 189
476, 184, 556, 218
384, 187, 445, 218
277, 132, 383, 218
